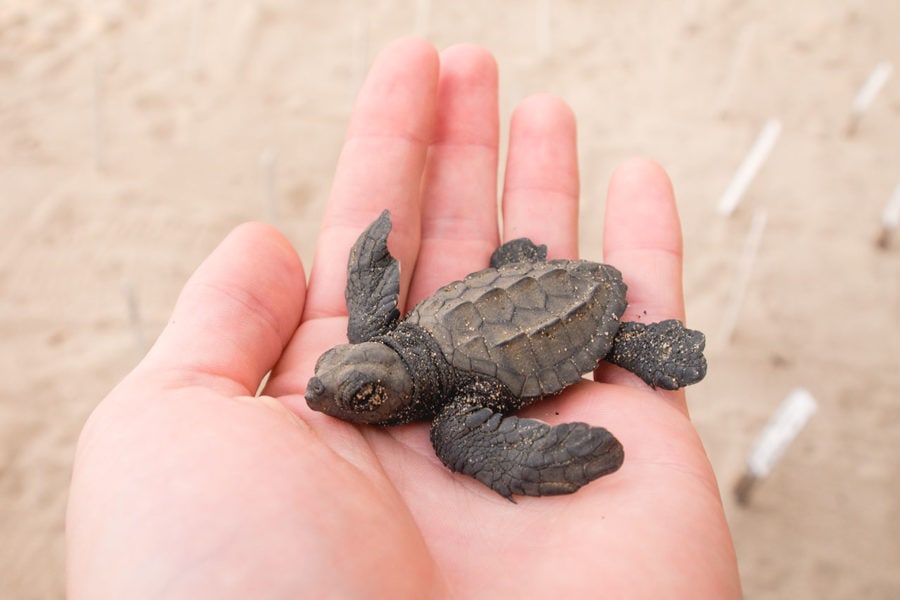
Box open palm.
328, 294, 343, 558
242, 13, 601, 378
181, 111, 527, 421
67, 38, 740, 598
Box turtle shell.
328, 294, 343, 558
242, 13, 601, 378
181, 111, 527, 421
405, 260, 627, 398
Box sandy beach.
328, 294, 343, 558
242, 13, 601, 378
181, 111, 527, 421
2, 1, 899, 597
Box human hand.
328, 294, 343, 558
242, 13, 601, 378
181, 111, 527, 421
67, 38, 740, 598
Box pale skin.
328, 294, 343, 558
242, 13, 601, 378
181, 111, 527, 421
67, 38, 741, 598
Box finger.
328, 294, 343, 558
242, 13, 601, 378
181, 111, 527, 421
303, 37, 439, 321
408, 44, 501, 305
500, 94, 580, 259
596, 158, 688, 405
265, 38, 438, 399
602, 157, 685, 322
140, 222, 305, 397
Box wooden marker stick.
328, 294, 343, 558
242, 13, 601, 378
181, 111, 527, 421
715, 210, 767, 348
876, 183, 900, 248
718, 119, 781, 217
735, 388, 818, 505
536, 0, 551, 60
121, 280, 147, 358
846, 61, 893, 136
259, 148, 278, 225
414, 0, 431, 36
93, 57, 106, 172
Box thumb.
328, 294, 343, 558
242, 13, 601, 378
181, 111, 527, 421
139, 222, 306, 397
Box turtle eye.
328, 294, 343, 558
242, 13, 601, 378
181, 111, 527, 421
345, 380, 387, 411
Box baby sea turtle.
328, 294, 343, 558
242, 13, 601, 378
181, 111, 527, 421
305, 211, 707, 499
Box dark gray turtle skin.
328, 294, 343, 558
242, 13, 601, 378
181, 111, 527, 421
305, 210, 707, 499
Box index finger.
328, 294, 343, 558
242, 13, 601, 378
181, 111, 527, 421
265, 39, 439, 401
302, 38, 439, 322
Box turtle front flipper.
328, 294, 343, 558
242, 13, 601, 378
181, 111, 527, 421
346, 210, 401, 343
430, 393, 624, 500
607, 319, 707, 390
489, 238, 547, 268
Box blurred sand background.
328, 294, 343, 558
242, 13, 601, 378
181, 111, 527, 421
2, 1, 899, 597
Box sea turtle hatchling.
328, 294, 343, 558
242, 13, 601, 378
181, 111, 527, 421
305, 210, 707, 499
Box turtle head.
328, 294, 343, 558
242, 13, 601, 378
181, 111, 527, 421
305, 342, 414, 424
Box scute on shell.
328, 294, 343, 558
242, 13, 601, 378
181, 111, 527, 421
407, 260, 627, 398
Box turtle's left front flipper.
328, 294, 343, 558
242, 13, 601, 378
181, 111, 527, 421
430, 393, 624, 500
607, 319, 707, 390
346, 210, 401, 343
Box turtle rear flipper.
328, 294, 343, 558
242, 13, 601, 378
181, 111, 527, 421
430, 393, 624, 500
346, 210, 401, 343
489, 238, 547, 268
607, 319, 707, 390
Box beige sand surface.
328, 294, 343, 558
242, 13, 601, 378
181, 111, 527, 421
2, 1, 899, 597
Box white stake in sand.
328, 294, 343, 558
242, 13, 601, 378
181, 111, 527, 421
121, 279, 147, 358
259, 148, 278, 224
714, 209, 767, 348
414, 0, 431, 36
714, 25, 756, 116
351, 14, 370, 98
876, 182, 900, 248
183, 0, 203, 77
256, 371, 272, 397
846, 61, 893, 136
734, 387, 818, 505
93, 57, 106, 172
536, 0, 551, 60
717, 119, 781, 217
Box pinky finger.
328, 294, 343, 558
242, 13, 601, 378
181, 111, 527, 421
601, 157, 685, 323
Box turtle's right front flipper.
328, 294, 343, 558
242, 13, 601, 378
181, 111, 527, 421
430, 392, 624, 500
346, 210, 401, 343
489, 238, 547, 268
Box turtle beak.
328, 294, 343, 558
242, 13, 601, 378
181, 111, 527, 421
304, 377, 328, 411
